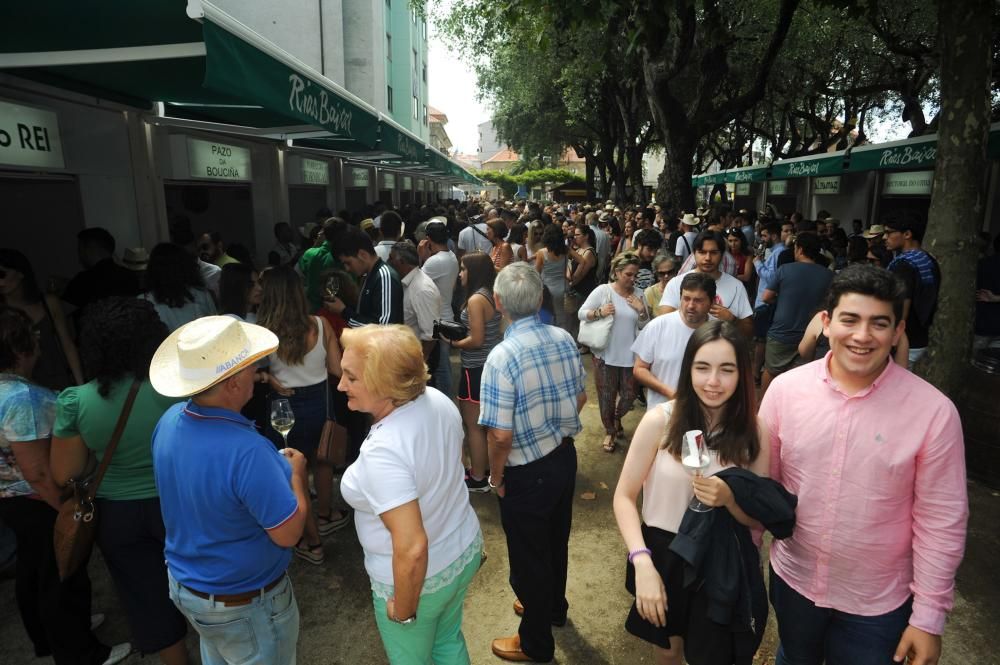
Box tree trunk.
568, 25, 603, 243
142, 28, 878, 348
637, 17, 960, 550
917, 0, 994, 398
627, 147, 648, 206
584, 154, 597, 202
656, 132, 697, 213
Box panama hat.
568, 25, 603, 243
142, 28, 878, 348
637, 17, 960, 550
122, 247, 149, 271
862, 224, 885, 239
149, 316, 278, 398
681, 213, 702, 227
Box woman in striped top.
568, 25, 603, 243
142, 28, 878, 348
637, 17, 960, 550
447, 252, 503, 492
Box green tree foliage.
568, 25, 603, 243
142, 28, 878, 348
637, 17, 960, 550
472, 168, 584, 197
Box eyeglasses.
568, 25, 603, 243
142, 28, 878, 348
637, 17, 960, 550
656, 270, 674, 278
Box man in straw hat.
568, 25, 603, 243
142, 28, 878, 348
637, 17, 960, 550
150, 316, 309, 665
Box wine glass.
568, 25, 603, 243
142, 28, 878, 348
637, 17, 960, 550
270, 398, 295, 447
681, 430, 713, 513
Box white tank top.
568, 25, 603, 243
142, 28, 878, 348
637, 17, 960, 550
641, 402, 733, 533
268, 317, 328, 388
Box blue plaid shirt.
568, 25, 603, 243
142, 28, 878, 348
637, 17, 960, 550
478, 316, 586, 466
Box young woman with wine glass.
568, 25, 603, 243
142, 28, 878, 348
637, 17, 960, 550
612, 320, 769, 665
257, 266, 345, 565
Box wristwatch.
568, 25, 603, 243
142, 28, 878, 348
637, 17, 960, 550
488, 474, 504, 490
390, 608, 417, 624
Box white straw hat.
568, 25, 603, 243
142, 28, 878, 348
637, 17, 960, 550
149, 316, 278, 398
681, 213, 702, 227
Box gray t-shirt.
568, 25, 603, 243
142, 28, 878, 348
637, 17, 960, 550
767, 262, 833, 344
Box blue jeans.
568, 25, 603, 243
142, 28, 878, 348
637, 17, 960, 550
168, 571, 299, 665
433, 340, 453, 397
770, 566, 911, 665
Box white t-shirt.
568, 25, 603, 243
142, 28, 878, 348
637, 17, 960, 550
658, 270, 753, 321
591, 225, 611, 278
421, 250, 459, 321
340, 388, 481, 586
674, 231, 698, 261
141, 288, 216, 333
198, 259, 221, 297
457, 223, 492, 254
374, 240, 397, 263
630, 311, 698, 410
578, 283, 646, 367
401, 268, 441, 341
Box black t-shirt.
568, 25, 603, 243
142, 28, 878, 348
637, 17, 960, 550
62, 258, 141, 309
889, 257, 938, 349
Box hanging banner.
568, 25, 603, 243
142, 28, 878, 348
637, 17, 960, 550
302, 158, 329, 185
383, 172, 396, 189
402, 175, 412, 190
0, 99, 64, 169
187, 137, 251, 181
814, 176, 841, 195
735, 183, 751, 196
883, 171, 933, 196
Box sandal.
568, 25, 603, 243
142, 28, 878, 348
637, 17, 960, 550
602, 435, 617, 453
294, 539, 325, 565
317, 509, 352, 537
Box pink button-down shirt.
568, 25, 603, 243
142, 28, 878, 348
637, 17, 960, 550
759, 354, 967, 635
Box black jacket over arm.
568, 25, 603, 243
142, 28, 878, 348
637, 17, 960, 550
668, 469, 797, 660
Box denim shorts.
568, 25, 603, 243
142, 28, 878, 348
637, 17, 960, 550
266, 379, 330, 457
168, 571, 299, 665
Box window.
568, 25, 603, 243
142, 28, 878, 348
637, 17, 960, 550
422, 21, 427, 40
423, 105, 428, 126
386, 33, 392, 60
412, 95, 419, 120
422, 63, 427, 83
387, 85, 393, 112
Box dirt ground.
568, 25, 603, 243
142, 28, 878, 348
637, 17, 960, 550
1, 359, 996, 664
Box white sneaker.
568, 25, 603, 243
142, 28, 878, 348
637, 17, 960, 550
90, 613, 105, 631
101, 642, 132, 665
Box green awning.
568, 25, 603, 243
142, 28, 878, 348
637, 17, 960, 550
846, 139, 936, 173
1, 1, 379, 147
202, 21, 378, 146
726, 167, 768, 183
378, 122, 425, 163
770, 153, 845, 179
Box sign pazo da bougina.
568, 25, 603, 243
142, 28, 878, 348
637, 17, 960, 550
187, 138, 251, 181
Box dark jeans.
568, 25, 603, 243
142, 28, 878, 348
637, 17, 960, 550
0, 496, 109, 665
770, 566, 912, 665
498, 439, 577, 662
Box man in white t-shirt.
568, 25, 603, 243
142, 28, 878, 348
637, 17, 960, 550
632, 272, 715, 409
658, 230, 754, 338
420, 221, 460, 395
457, 210, 494, 256
673, 213, 701, 262
588, 212, 611, 282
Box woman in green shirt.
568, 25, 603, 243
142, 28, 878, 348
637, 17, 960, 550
50, 298, 189, 665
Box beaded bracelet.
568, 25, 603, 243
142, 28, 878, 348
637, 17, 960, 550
627, 547, 652, 563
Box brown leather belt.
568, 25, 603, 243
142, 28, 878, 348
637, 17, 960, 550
183, 574, 285, 607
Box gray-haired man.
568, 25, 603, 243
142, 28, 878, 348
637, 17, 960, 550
479, 263, 587, 663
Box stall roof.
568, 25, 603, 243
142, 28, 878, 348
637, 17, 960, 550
0, 0, 480, 183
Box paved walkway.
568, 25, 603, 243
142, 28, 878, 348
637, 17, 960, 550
1, 361, 995, 664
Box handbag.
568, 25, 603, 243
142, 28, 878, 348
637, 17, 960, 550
52, 379, 140, 581
577, 285, 614, 351
433, 319, 468, 341
316, 378, 348, 467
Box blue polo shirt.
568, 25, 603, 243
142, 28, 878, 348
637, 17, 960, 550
152, 401, 297, 594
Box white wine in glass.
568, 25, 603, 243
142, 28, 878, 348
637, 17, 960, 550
682, 429, 713, 513
271, 398, 295, 447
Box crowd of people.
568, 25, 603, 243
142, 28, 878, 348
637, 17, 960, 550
0, 193, 994, 665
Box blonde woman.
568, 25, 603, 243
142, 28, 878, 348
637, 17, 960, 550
338, 325, 482, 665
578, 252, 649, 451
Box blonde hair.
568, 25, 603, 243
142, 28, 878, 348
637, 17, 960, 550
609, 251, 641, 281
340, 325, 428, 406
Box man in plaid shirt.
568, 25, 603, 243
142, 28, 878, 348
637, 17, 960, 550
479, 263, 587, 663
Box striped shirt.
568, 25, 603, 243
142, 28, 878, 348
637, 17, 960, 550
459, 288, 502, 368
344, 258, 403, 327
478, 316, 586, 466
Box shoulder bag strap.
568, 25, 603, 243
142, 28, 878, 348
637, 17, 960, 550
85, 378, 141, 501
471, 223, 491, 242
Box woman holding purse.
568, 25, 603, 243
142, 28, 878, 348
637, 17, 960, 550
0, 305, 130, 665
50, 297, 187, 664
578, 253, 648, 452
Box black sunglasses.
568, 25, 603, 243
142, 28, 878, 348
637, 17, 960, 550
656, 270, 674, 277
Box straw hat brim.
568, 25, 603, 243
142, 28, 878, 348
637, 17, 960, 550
149, 321, 278, 398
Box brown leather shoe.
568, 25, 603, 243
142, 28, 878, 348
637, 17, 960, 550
491, 635, 534, 662
512, 598, 567, 627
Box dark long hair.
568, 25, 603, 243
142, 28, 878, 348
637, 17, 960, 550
256, 266, 313, 365
146, 243, 204, 308
542, 224, 566, 257
219, 263, 256, 318
0, 305, 36, 372
0, 248, 43, 304
79, 298, 168, 397
663, 320, 759, 467
461, 252, 495, 305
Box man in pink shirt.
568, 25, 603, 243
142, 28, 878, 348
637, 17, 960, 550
759, 264, 967, 665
